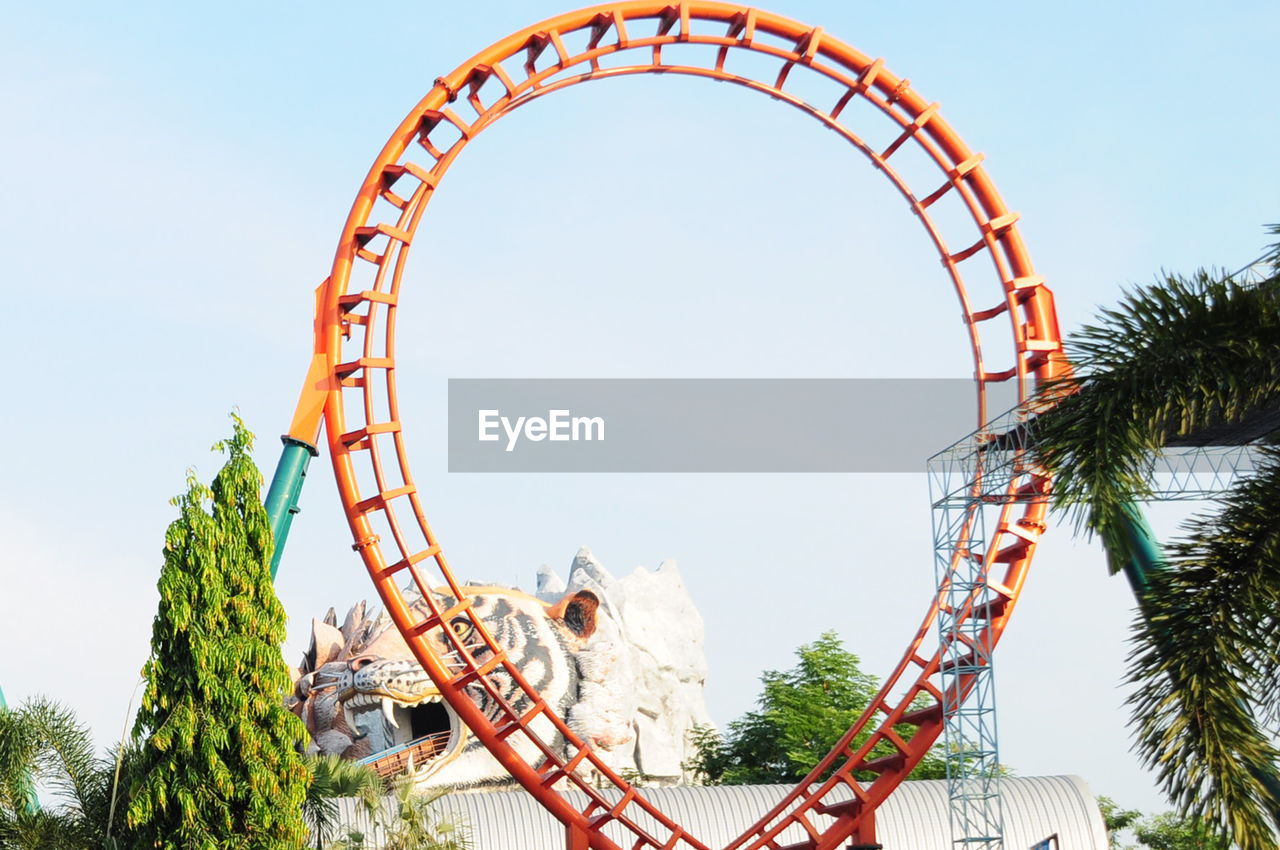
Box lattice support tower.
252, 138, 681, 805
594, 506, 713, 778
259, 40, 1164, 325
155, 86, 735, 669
928, 399, 1263, 850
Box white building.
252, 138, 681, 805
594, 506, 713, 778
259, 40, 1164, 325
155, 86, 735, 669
337, 775, 1108, 849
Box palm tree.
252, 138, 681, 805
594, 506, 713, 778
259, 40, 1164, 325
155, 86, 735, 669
0, 695, 117, 849
319, 773, 473, 850
302, 753, 385, 849
374, 780, 471, 850
1030, 235, 1280, 850
0, 699, 39, 823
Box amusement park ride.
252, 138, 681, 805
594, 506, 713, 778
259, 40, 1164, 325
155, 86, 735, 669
0, 6, 1268, 848
260, 5, 1068, 849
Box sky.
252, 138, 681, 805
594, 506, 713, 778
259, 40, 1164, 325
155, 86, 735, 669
2, 0, 1278, 822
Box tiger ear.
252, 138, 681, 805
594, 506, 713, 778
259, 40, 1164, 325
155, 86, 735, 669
547, 589, 599, 640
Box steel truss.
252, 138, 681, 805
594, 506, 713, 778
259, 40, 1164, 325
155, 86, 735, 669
928, 403, 1260, 850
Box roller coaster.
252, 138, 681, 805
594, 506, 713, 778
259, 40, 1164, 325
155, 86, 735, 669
263, 4, 1068, 849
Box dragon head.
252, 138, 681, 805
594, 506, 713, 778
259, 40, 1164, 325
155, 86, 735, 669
288, 549, 714, 789
288, 584, 601, 788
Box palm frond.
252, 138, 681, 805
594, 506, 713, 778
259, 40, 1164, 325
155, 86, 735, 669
1033, 267, 1280, 572
18, 697, 102, 818
302, 753, 385, 848
1126, 448, 1280, 850
0, 805, 86, 850
1029, 238, 1280, 848
0, 705, 40, 814
0, 696, 117, 848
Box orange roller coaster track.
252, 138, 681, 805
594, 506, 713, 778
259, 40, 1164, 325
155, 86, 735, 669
274, 4, 1068, 849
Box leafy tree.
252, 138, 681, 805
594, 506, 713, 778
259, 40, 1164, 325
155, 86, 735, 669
1133, 812, 1232, 850
1031, 238, 1280, 850
688, 631, 947, 785
126, 415, 310, 849
0, 696, 117, 849
1098, 798, 1233, 850
1099, 795, 1143, 850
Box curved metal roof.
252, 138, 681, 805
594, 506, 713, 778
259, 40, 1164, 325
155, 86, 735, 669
337, 775, 1109, 849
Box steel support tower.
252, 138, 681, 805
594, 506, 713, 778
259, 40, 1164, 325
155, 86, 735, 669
929, 399, 1261, 850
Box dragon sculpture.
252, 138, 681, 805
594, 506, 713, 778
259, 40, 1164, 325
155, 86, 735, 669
288, 548, 713, 790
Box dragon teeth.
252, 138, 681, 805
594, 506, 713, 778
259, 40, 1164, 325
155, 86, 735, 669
382, 697, 399, 730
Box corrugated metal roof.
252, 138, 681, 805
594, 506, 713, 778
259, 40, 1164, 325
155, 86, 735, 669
336, 775, 1108, 849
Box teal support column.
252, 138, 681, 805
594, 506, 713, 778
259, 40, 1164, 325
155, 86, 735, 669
264, 435, 319, 580
1118, 502, 1164, 595
1116, 502, 1280, 824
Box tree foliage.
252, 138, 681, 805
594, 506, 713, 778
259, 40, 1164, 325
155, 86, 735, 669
126, 415, 309, 850
1100, 797, 1231, 850
330, 781, 471, 850
1031, 238, 1280, 850
687, 631, 946, 785
1032, 257, 1280, 573
1099, 796, 1143, 850
1132, 812, 1232, 850
0, 696, 118, 849
1127, 450, 1280, 848
301, 755, 384, 850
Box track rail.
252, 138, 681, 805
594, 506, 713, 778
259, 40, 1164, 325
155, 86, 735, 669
289, 5, 1068, 849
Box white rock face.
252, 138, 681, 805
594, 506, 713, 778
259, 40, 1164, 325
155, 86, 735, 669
536, 547, 715, 782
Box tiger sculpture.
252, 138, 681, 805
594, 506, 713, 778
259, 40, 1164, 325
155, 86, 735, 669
288, 547, 712, 790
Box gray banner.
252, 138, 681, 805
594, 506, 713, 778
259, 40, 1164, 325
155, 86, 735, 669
447, 379, 1016, 473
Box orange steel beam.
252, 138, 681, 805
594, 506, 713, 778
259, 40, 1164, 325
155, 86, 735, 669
296, 5, 1070, 849
285, 280, 340, 446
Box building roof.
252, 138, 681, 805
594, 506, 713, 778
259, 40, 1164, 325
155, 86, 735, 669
339, 774, 1109, 849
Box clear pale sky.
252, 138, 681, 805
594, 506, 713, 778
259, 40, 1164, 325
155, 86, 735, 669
2, 0, 1277, 819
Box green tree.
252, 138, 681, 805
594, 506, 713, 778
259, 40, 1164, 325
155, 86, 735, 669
1097, 799, 1233, 850
688, 631, 947, 785
1098, 795, 1143, 850
126, 415, 310, 849
1134, 812, 1232, 850
1030, 237, 1280, 850
0, 696, 119, 850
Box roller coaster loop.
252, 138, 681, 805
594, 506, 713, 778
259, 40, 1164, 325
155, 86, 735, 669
266, 5, 1069, 849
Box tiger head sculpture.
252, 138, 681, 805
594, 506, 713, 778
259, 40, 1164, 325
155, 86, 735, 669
289, 584, 607, 789
288, 548, 712, 790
